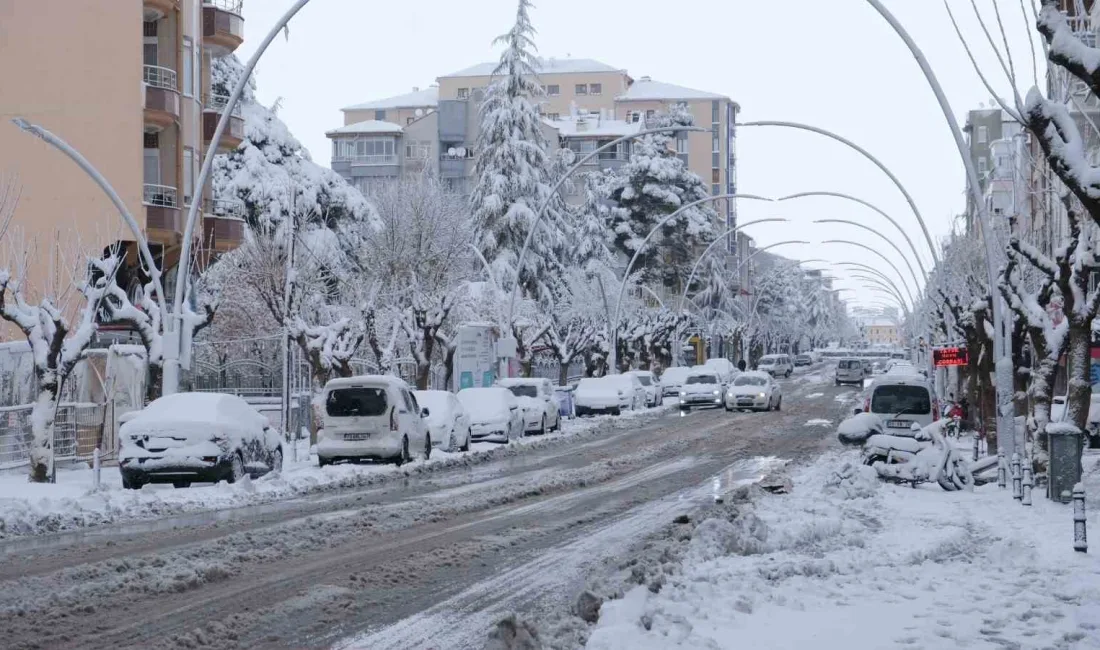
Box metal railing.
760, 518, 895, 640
205, 93, 243, 118
203, 198, 244, 219
143, 64, 178, 91
0, 402, 108, 470
203, 0, 243, 14
333, 154, 397, 166
143, 183, 178, 208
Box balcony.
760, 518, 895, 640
439, 155, 472, 178
203, 94, 245, 151
203, 0, 244, 55
143, 184, 182, 243
143, 0, 179, 20
143, 65, 179, 132
202, 199, 246, 253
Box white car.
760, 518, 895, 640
679, 371, 725, 410
414, 389, 472, 452
757, 354, 793, 378
862, 374, 936, 432
575, 375, 645, 416
317, 375, 432, 466
725, 371, 782, 411
497, 378, 562, 435
703, 358, 738, 384
659, 366, 694, 398
626, 370, 662, 407
457, 386, 524, 443
119, 392, 284, 490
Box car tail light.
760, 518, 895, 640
864, 398, 870, 412
389, 407, 398, 432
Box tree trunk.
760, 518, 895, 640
28, 385, 57, 483
415, 333, 435, 390
1065, 319, 1092, 433
146, 363, 163, 404
559, 361, 569, 386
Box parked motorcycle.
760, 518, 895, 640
861, 419, 973, 491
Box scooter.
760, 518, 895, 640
861, 418, 973, 491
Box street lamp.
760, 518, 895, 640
849, 274, 911, 314
814, 218, 924, 291
832, 262, 913, 311
820, 239, 916, 307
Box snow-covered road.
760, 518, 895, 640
0, 369, 853, 650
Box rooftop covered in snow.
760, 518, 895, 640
439, 57, 625, 79
325, 120, 404, 137
617, 77, 732, 103
544, 114, 642, 138
341, 86, 439, 112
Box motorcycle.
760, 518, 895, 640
861, 419, 973, 491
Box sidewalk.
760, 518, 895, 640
586, 450, 1100, 649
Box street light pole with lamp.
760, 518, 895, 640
813, 218, 924, 293
820, 239, 917, 307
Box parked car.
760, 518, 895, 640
413, 389, 471, 452
757, 354, 793, 378
607, 374, 647, 411
860, 374, 938, 433
575, 375, 645, 416
703, 358, 739, 384
497, 378, 562, 435
679, 370, 725, 410
724, 370, 782, 412
317, 375, 431, 466
626, 370, 662, 407
658, 366, 695, 398
119, 392, 285, 490
835, 358, 865, 386
794, 354, 813, 367
553, 385, 576, 420
457, 387, 524, 444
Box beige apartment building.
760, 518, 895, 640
327, 57, 740, 249
0, 0, 246, 327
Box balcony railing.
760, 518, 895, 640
143, 183, 178, 208
205, 93, 243, 118
203, 198, 244, 218
143, 65, 177, 91
334, 154, 397, 166
203, 0, 243, 13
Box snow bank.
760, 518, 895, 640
584, 450, 1100, 650
0, 405, 669, 539
835, 412, 881, 445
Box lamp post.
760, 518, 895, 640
820, 239, 917, 307
163, 0, 316, 396
814, 218, 924, 292
849, 275, 911, 314
833, 262, 914, 311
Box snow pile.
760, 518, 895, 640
584, 451, 1100, 650
835, 412, 882, 445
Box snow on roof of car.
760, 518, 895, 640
131, 392, 261, 426
497, 378, 546, 387
626, 369, 654, 376
325, 375, 410, 390
740, 370, 771, 379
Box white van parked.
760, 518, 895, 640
861, 374, 938, 433
317, 375, 432, 466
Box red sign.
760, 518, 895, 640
933, 346, 968, 367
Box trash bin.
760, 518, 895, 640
1048, 423, 1084, 503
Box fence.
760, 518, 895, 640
0, 402, 107, 470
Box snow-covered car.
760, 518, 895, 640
703, 358, 738, 384
658, 366, 694, 397
757, 354, 793, 378
457, 387, 524, 443
626, 370, 661, 407
863, 374, 937, 433
497, 378, 561, 435
607, 374, 647, 411
724, 371, 782, 411
794, 354, 813, 367
575, 375, 644, 416
413, 390, 471, 452
119, 392, 284, 490
317, 375, 432, 466
679, 371, 725, 410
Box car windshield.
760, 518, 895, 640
871, 385, 931, 415
506, 385, 538, 398
686, 375, 718, 385
840, 360, 860, 369
758, 358, 775, 365
734, 375, 766, 386
633, 375, 652, 386
327, 387, 388, 417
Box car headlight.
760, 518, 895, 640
758, 392, 766, 398
712, 390, 720, 396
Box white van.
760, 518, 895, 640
863, 374, 938, 433
703, 357, 738, 384
317, 375, 432, 466
757, 354, 793, 378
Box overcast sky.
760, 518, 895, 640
236, 0, 1039, 315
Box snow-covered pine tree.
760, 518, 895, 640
468, 0, 566, 303
606, 103, 717, 288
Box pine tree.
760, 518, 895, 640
606, 104, 717, 288
468, 0, 565, 302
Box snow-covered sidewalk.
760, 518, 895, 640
586, 450, 1100, 650
0, 406, 667, 540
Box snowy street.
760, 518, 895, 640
0, 370, 850, 649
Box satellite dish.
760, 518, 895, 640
448, 147, 457, 156
415, 108, 424, 117
457, 147, 467, 157
561, 148, 576, 165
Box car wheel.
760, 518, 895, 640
318, 456, 331, 468
835, 380, 841, 387
445, 428, 457, 452
227, 452, 245, 484
539, 416, 547, 436
122, 474, 142, 490
613, 408, 622, 416
395, 436, 411, 466
270, 448, 283, 474
172, 481, 192, 489
421, 434, 432, 461
461, 427, 471, 452
785, 370, 792, 378
724, 402, 733, 412
776, 397, 782, 412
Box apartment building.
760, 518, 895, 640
0, 0, 246, 320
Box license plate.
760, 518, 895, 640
886, 420, 910, 429
738, 400, 753, 406
344, 432, 370, 441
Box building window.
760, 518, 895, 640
183, 147, 196, 206
576, 84, 588, 95
978, 156, 988, 174
375, 109, 386, 121
589, 83, 602, 95
712, 169, 720, 183
712, 100, 719, 123
646, 109, 655, 120
457, 87, 469, 99
143, 22, 158, 67
547, 112, 560, 121
676, 137, 688, 154
712, 152, 720, 168
977, 126, 988, 143
626, 111, 640, 123
712, 183, 720, 195
405, 140, 431, 160
182, 37, 193, 97
546, 84, 560, 96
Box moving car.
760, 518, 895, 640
861, 374, 937, 433
119, 392, 285, 490
626, 370, 662, 407
725, 371, 782, 411
794, 354, 813, 367
757, 354, 794, 378
457, 387, 524, 443
703, 358, 739, 384
659, 366, 694, 398
861, 359, 874, 377
497, 378, 562, 435
679, 370, 725, 410
317, 375, 432, 466
413, 389, 472, 452
835, 358, 865, 386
